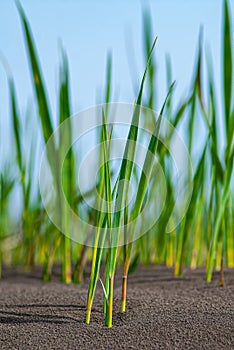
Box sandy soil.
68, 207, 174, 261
0, 265, 233, 349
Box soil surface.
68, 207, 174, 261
0, 265, 233, 349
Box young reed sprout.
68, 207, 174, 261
0, 0, 232, 328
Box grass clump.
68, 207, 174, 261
0, 0, 233, 327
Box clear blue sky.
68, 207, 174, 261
0, 0, 233, 158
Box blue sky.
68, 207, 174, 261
0, 0, 233, 157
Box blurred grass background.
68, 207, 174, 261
0, 0, 233, 307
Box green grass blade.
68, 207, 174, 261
8, 78, 23, 174
207, 147, 234, 282
126, 82, 175, 259
223, 0, 233, 133
16, 1, 54, 144
131, 82, 175, 222
110, 36, 158, 258
105, 52, 112, 106
58, 49, 73, 283
86, 113, 112, 323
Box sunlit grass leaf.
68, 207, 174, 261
16, 1, 54, 145
223, 0, 233, 131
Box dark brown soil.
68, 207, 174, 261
0, 265, 233, 349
